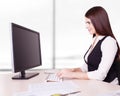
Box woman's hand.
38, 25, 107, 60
57, 68, 89, 80
57, 69, 74, 79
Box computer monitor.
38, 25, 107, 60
11, 23, 42, 79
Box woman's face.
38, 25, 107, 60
85, 17, 96, 35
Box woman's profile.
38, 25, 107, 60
57, 6, 120, 85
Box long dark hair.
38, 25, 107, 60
85, 6, 120, 60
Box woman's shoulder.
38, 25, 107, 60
101, 36, 118, 54
104, 36, 116, 43
102, 36, 117, 46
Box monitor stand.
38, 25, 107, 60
12, 71, 39, 79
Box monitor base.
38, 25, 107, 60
12, 72, 39, 80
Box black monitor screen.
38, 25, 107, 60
11, 23, 42, 79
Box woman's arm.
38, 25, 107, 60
57, 67, 89, 79
57, 69, 89, 79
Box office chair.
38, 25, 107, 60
114, 59, 120, 85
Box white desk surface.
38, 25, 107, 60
0, 70, 120, 96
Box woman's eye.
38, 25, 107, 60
86, 21, 90, 24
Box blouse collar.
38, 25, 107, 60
93, 35, 105, 41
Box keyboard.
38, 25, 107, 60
45, 73, 63, 82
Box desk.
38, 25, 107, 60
0, 70, 120, 96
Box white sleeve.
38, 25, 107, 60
79, 58, 88, 72
80, 63, 88, 72
87, 36, 118, 80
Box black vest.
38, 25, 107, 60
84, 36, 118, 82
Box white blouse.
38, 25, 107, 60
80, 36, 118, 84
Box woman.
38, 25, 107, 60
57, 6, 120, 84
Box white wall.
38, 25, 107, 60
0, 0, 120, 69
